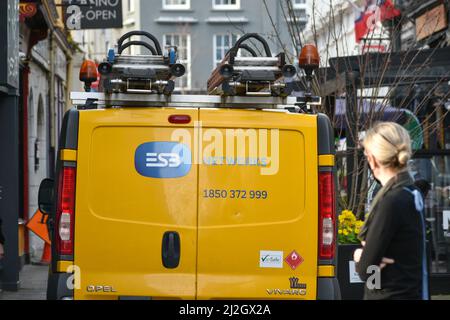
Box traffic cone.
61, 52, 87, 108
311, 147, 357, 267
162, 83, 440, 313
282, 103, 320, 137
40, 242, 51, 265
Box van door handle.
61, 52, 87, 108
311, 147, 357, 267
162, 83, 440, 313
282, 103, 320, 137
162, 231, 180, 269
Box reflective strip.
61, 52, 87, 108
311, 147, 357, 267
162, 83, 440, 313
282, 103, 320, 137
318, 265, 335, 277
417, 205, 429, 300
57, 261, 74, 273
404, 187, 429, 300
60, 149, 77, 162
319, 155, 335, 167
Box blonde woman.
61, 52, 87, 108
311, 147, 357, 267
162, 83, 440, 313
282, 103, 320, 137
353, 122, 429, 300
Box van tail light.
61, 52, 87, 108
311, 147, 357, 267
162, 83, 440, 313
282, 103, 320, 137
318, 171, 336, 260
56, 167, 76, 256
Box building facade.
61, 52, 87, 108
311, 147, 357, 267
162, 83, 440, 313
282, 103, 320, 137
25, 31, 72, 264
398, 0, 450, 288
1, 0, 74, 291
140, 0, 308, 92
303, 0, 394, 65
314, 0, 450, 291
399, 0, 450, 50
0, 0, 21, 293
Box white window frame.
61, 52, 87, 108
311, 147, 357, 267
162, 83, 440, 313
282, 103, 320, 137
212, 0, 241, 11
163, 33, 191, 91
127, 0, 135, 13
162, 0, 191, 10
213, 33, 241, 69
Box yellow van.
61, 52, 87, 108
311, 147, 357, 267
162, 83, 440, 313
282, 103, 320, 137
39, 32, 340, 300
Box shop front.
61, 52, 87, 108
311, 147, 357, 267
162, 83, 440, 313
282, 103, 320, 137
319, 45, 450, 298
0, 0, 20, 292
410, 150, 450, 294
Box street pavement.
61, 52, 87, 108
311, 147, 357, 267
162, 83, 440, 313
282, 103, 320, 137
0, 264, 48, 300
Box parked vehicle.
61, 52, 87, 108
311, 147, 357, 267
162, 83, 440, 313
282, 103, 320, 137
39, 32, 340, 300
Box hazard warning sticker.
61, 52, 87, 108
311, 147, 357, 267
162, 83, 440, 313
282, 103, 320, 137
285, 250, 304, 270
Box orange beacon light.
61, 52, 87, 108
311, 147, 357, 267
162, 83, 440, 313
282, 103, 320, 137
79, 59, 98, 92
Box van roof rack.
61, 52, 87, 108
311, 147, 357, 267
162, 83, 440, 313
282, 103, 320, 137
75, 32, 324, 113
207, 33, 296, 98
71, 92, 302, 110
96, 31, 186, 95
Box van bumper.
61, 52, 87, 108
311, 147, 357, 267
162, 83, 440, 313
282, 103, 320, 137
47, 274, 341, 300
317, 277, 341, 300
47, 272, 74, 300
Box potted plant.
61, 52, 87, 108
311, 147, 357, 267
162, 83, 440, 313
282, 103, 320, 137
337, 210, 365, 300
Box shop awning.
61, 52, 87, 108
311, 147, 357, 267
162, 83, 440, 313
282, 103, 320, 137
334, 99, 424, 150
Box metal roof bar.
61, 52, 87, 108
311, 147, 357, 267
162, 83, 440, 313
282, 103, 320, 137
70, 92, 298, 109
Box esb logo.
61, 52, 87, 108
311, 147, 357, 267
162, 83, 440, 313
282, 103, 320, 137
135, 142, 191, 178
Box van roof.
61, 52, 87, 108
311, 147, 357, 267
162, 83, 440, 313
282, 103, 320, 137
70, 92, 312, 110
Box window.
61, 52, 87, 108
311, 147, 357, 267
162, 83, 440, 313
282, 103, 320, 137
163, 0, 190, 10
164, 34, 191, 91
289, 0, 308, 25
213, 34, 240, 67
409, 154, 450, 275
295, 9, 306, 16
292, 0, 306, 8
213, 0, 240, 10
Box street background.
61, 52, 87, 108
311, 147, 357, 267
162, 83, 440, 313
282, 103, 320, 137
1, 0, 450, 300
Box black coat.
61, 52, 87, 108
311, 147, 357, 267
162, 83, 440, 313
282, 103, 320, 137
356, 184, 425, 300
0, 218, 5, 245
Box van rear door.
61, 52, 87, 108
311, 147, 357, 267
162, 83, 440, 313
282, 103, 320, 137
197, 109, 319, 300
74, 108, 198, 300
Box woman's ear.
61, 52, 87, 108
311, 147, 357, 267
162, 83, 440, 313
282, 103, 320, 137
367, 153, 374, 168
367, 153, 379, 172
372, 155, 380, 170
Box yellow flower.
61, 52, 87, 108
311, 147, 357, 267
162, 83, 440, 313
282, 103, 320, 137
338, 210, 365, 244
354, 220, 364, 233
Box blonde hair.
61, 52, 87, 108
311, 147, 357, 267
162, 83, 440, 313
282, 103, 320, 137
363, 122, 412, 170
